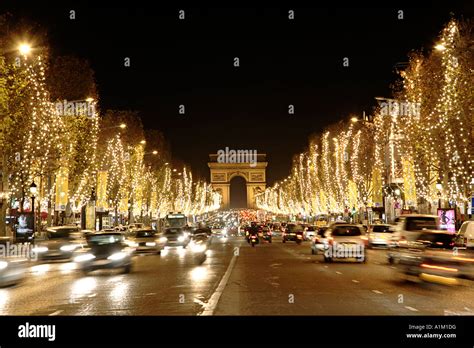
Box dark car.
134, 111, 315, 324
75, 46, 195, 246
282, 224, 304, 244
125, 229, 167, 254
164, 226, 191, 248
74, 232, 133, 274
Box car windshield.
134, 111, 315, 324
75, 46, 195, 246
332, 226, 362, 236
405, 217, 438, 231
135, 230, 156, 238
47, 228, 78, 239
417, 233, 455, 249
88, 234, 122, 245
288, 224, 304, 232
372, 225, 392, 233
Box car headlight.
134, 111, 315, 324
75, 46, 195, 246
32, 246, 48, 253
178, 236, 185, 242
158, 237, 167, 243
125, 240, 138, 247
146, 242, 156, 247
108, 252, 127, 261
60, 244, 79, 252
74, 253, 95, 262
0, 261, 8, 270
190, 242, 206, 253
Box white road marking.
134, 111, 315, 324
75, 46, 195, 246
49, 310, 63, 316
352, 280, 360, 283
199, 254, 238, 316
335, 271, 342, 275
405, 306, 418, 312
372, 290, 383, 294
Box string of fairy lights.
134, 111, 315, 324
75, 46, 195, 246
5, 52, 221, 219
256, 19, 473, 217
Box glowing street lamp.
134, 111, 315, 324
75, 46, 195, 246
18, 43, 32, 56
119, 123, 126, 129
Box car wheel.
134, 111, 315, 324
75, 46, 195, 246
311, 248, 315, 255
156, 250, 161, 255
282, 238, 286, 243
123, 264, 132, 274
82, 267, 91, 275
324, 256, 332, 263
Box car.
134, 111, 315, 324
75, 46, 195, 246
32, 226, 86, 261
73, 232, 133, 274
311, 227, 329, 254
282, 223, 305, 244
0, 257, 27, 287
456, 221, 474, 249
368, 224, 395, 248
164, 226, 191, 248
393, 231, 474, 284
391, 214, 439, 246
125, 228, 167, 254
262, 226, 272, 243
304, 225, 317, 241
323, 224, 367, 263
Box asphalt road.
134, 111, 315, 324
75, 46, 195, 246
1, 236, 473, 316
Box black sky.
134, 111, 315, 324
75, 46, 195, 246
3, 4, 473, 184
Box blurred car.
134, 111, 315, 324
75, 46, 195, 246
125, 229, 166, 254
164, 226, 191, 248
391, 214, 439, 246
282, 224, 305, 244
262, 226, 272, 243
393, 231, 474, 285
32, 226, 86, 261
323, 224, 367, 263
456, 221, 474, 249
311, 227, 329, 254
368, 224, 395, 248
304, 225, 317, 241
74, 232, 133, 274
0, 257, 27, 287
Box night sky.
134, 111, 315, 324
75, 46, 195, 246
3, 4, 473, 184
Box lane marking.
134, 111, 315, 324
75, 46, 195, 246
49, 310, 63, 316
335, 271, 342, 275
372, 290, 383, 294
352, 279, 360, 283
405, 306, 418, 312
199, 254, 238, 316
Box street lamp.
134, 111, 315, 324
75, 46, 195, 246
18, 43, 32, 56
436, 181, 443, 209
30, 181, 37, 234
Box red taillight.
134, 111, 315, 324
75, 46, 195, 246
328, 237, 334, 245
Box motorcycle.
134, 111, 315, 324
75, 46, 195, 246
250, 234, 259, 247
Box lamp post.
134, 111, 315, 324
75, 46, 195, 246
436, 181, 443, 209
30, 181, 37, 234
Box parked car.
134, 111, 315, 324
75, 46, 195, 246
74, 232, 133, 274
368, 224, 395, 248
323, 224, 367, 263
32, 226, 86, 261
125, 228, 167, 254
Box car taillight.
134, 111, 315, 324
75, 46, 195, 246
328, 237, 334, 245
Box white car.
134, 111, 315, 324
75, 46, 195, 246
311, 227, 329, 254
456, 221, 474, 248
368, 224, 395, 248
0, 257, 27, 287
391, 214, 439, 246
323, 224, 367, 263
